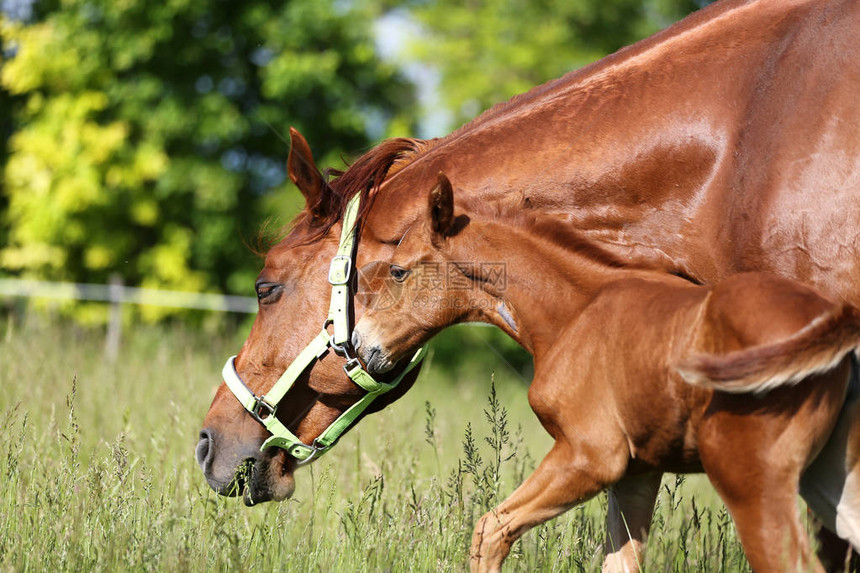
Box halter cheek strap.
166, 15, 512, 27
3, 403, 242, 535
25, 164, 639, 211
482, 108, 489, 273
221, 194, 426, 464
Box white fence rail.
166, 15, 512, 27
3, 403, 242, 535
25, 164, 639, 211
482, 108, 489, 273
0, 278, 257, 313
0, 277, 257, 360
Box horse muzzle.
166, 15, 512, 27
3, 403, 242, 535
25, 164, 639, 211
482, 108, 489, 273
351, 327, 395, 374
354, 342, 395, 375
196, 428, 296, 505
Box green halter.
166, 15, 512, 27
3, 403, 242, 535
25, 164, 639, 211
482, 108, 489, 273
221, 194, 426, 464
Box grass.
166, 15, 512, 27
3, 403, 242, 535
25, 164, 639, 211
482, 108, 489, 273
0, 315, 758, 571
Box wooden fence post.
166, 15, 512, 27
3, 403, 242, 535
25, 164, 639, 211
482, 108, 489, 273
105, 274, 123, 362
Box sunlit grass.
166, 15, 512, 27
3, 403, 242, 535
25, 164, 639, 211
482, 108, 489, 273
0, 316, 754, 571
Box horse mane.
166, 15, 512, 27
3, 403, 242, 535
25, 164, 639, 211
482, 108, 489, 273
274, 137, 433, 249
328, 137, 436, 207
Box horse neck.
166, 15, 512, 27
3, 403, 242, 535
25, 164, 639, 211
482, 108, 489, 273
379, 0, 815, 283
452, 217, 640, 359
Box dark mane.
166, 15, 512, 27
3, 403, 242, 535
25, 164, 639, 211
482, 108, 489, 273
328, 137, 434, 208
279, 137, 431, 248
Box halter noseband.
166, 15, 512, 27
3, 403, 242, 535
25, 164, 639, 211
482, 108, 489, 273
221, 195, 426, 465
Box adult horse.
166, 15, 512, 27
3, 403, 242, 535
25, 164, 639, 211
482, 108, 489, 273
197, 0, 860, 567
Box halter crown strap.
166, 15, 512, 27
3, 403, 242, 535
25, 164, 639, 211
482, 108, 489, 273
221, 193, 426, 463
327, 194, 360, 346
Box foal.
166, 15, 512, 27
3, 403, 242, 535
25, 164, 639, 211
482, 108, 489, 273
353, 175, 860, 573
480, 273, 856, 573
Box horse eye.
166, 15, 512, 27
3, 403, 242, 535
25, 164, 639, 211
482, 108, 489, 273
389, 265, 411, 283
255, 282, 282, 302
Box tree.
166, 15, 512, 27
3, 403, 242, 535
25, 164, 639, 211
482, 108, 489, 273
406, 0, 713, 130
0, 9, 21, 254
0, 0, 415, 316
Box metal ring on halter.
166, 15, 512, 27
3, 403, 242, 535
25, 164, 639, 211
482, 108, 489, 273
250, 395, 276, 424
294, 439, 325, 466
329, 334, 352, 357
323, 318, 351, 357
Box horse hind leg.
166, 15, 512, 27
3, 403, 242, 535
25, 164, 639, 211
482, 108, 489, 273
700, 404, 830, 572
602, 473, 662, 573
822, 438, 860, 571
816, 525, 860, 573
803, 412, 860, 571
719, 477, 820, 573
703, 435, 819, 571
802, 358, 860, 570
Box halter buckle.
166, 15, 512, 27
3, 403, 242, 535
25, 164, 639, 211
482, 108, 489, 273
250, 395, 276, 424
328, 255, 352, 286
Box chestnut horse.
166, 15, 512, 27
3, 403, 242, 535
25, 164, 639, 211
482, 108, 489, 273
352, 178, 860, 572
198, 0, 859, 567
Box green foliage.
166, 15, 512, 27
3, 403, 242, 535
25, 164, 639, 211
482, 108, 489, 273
408, 0, 713, 128
0, 0, 715, 325
427, 324, 534, 385
0, 14, 16, 252
0, 0, 415, 311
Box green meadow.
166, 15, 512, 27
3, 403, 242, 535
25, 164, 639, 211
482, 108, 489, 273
0, 316, 760, 572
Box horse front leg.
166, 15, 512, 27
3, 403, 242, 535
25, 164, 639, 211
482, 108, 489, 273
602, 473, 662, 573
470, 438, 627, 573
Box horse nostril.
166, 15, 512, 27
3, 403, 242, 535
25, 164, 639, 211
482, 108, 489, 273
196, 430, 214, 469
351, 330, 362, 349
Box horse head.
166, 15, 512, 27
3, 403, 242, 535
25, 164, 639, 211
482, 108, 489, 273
196, 128, 423, 505
353, 173, 503, 374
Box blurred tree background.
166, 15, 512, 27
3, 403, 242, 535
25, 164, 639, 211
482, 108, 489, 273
0, 0, 415, 307
407, 0, 711, 127
0, 0, 710, 367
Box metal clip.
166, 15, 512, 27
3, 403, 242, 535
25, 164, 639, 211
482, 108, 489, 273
250, 396, 276, 424
343, 357, 361, 376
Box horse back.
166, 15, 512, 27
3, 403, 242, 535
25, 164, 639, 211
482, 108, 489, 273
719, 0, 860, 302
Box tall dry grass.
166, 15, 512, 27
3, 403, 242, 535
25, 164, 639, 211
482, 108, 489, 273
0, 316, 755, 571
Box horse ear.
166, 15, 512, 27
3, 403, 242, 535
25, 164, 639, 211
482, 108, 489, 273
428, 172, 455, 238
288, 127, 329, 219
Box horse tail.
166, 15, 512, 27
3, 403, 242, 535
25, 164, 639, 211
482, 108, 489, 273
677, 305, 860, 394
